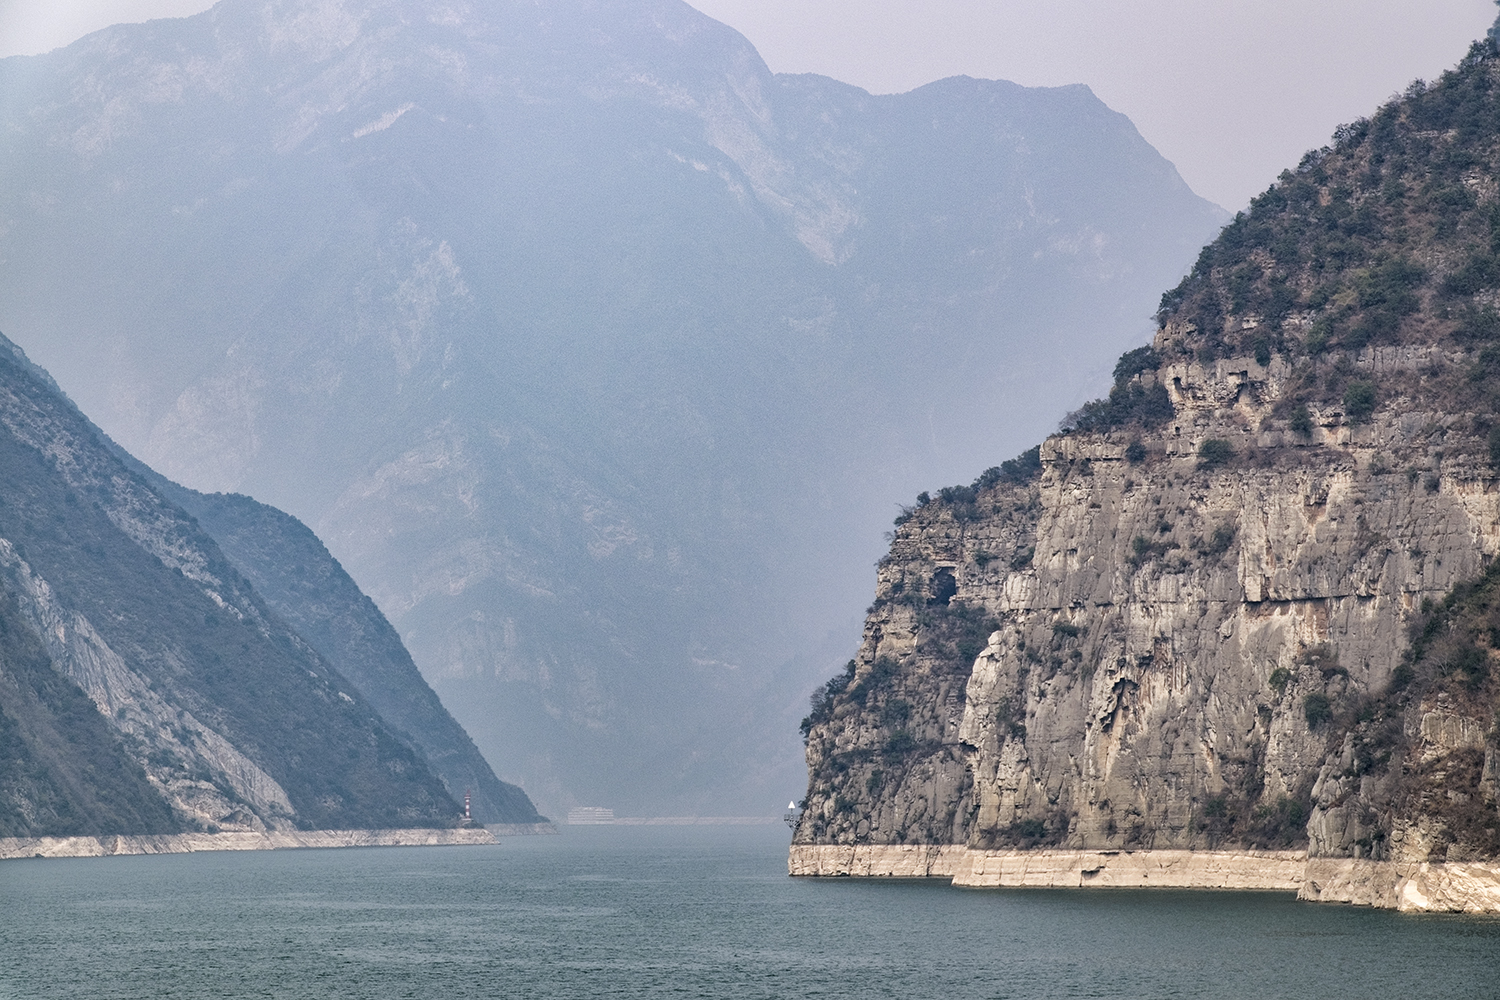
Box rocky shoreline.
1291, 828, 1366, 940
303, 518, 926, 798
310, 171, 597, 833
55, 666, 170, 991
1, 827, 502, 860
788, 846, 1500, 913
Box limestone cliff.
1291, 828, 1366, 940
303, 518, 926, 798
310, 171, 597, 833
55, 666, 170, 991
795, 34, 1500, 908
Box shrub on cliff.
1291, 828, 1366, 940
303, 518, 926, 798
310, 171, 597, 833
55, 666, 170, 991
1062, 381, 1173, 434
975, 811, 1069, 849
997, 445, 1043, 485
1128, 534, 1176, 567
932, 485, 982, 523
1441, 252, 1500, 297
903, 445, 1049, 528
1198, 523, 1238, 557
881, 730, 917, 759
1343, 258, 1425, 349
800, 659, 856, 741
1289, 403, 1313, 437
881, 699, 912, 727
1330, 558, 1500, 858
844, 657, 901, 706
1303, 692, 1333, 726
1343, 381, 1377, 421
1060, 341, 1174, 435
1456, 304, 1500, 342
1197, 438, 1235, 467
1143, 41, 1500, 415
1113, 345, 1161, 384
967, 446, 1044, 496
1246, 795, 1311, 849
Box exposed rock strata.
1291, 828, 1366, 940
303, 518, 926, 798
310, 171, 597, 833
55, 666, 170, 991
793, 350, 1500, 911
799, 352, 1497, 836
787, 844, 970, 878
144, 485, 546, 826
1301, 856, 1500, 912
0, 538, 296, 830
796, 43, 1500, 912
789, 845, 1304, 890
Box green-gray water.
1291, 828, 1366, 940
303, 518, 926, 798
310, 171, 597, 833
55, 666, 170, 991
2, 825, 1497, 998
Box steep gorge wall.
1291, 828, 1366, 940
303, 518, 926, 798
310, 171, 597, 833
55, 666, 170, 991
795, 346, 1500, 905
0, 336, 466, 835
795, 43, 1500, 910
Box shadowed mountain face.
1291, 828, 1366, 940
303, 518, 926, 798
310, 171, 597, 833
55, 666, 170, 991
0, 334, 467, 834
0, 587, 181, 838
0, 0, 1223, 816
151, 484, 543, 825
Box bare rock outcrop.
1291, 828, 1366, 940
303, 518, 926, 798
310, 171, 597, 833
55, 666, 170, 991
795, 347, 1500, 910
795, 38, 1500, 911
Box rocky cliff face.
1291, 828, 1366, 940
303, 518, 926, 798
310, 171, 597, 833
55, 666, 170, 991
797, 36, 1500, 878
799, 351, 1496, 856
0, 333, 467, 835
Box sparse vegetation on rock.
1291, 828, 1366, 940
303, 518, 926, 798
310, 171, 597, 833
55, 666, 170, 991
795, 31, 1500, 895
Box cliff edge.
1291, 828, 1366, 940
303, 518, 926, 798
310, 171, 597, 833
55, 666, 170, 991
793, 34, 1500, 912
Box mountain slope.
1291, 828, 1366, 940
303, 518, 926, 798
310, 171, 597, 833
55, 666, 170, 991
0, 0, 1223, 814
0, 333, 463, 833
155, 485, 544, 825
794, 34, 1500, 899
0, 588, 180, 838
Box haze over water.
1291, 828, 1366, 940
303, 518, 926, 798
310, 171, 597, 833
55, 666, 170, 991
3, 828, 1496, 999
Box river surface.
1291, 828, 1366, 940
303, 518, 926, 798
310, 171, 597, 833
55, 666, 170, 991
2, 824, 1497, 999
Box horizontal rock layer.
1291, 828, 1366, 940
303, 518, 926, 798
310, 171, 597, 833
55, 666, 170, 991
788, 845, 1500, 912
0, 827, 498, 860
1301, 856, 1500, 912
787, 843, 970, 878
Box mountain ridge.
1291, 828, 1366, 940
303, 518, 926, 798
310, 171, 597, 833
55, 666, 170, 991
0, 329, 542, 834
6, 328, 546, 827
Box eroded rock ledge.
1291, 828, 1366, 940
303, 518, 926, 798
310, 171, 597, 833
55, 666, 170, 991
788, 846, 1500, 912
0, 827, 498, 860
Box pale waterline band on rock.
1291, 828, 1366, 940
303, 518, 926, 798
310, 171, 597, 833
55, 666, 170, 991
0, 828, 502, 860
787, 846, 1500, 913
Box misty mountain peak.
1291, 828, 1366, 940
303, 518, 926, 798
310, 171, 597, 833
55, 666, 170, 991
0, 0, 1221, 815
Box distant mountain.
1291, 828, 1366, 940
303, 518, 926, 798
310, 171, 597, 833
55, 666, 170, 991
0, 332, 481, 834
0, 0, 1224, 816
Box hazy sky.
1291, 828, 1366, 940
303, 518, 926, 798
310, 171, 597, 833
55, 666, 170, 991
1, 0, 1496, 209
